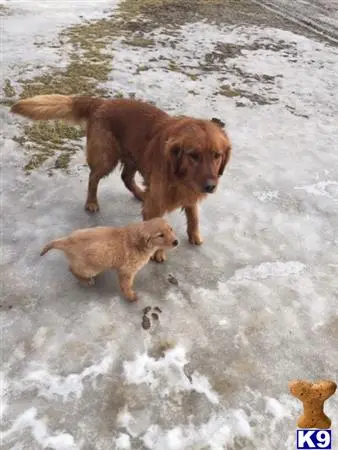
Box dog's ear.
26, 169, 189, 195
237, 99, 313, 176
211, 117, 225, 129
218, 148, 231, 177
166, 139, 185, 178
171, 145, 185, 177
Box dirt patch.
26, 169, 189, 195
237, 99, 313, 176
0, 4, 12, 16
12, 122, 84, 172
123, 37, 155, 47
2, 79, 16, 105
148, 339, 176, 359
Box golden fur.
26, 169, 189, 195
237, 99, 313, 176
11, 94, 231, 262
40, 218, 178, 301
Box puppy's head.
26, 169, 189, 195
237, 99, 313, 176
165, 117, 231, 194
139, 218, 179, 251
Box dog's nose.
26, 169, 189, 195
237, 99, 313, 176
203, 180, 216, 193
172, 239, 179, 247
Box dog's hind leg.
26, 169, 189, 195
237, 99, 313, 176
121, 164, 145, 202
85, 124, 120, 213
69, 266, 95, 287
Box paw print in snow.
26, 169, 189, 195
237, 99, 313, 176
142, 306, 162, 330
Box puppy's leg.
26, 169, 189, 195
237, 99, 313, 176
185, 204, 203, 245
69, 266, 95, 287
121, 164, 145, 202
117, 270, 137, 302
85, 126, 120, 213
142, 194, 166, 263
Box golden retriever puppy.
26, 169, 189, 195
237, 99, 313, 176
40, 218, 178, 301
11, 95, 231, 263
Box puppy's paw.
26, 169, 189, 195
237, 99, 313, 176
151, 249, 166, 263
85, 201, 100, 213
87, 277, 95, 287
126, 291, 138, 302
189, 233, 204, 245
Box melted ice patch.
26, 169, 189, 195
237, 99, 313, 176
123, 346, 218, 405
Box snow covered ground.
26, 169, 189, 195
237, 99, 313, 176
1, 1, 338, 449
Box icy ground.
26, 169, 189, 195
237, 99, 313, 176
1, 1, 338, 449
251, 0, 338, 44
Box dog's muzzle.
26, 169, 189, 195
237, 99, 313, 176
203, 180, 217, 193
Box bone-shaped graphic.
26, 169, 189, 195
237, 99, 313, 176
289, 379, 337, 429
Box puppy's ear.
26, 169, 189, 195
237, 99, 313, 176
211, 117, 225, 129
138, 229, 152, 251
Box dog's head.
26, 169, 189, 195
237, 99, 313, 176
139, 218, 179, 251
165, 117, 231, 194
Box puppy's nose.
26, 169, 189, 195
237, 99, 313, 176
172, 239, 179, 247
203, 180, 216, 193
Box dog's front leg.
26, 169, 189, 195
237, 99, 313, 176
185, 204, 203, 245
142, 193, 166, 263
117, 270, 137, 301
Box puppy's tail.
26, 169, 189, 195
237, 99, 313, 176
40, 238, 68, 256
10, 94, 102, 123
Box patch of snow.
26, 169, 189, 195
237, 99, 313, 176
115, 432, 131, 449
253, 190, 279, 202
0, 372, 9, 421
295, 180, 338, 202
1, 407, 77, 450
228, 261, 306, 282
21, 344, 116, 402
123, 346, 219, 405
141, 410, 253, 450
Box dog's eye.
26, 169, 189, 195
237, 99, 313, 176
214, 152, 221, 160
158, 233, 164, 238
171, 146, 181, 157
189, 153, 199, 161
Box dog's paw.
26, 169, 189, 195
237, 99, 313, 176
151, 249, 166, 263
85, 201, 100, 213
188, 233, 204, 245
142, 306, 162, 330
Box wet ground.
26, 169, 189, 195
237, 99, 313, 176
1, 1, 338, 449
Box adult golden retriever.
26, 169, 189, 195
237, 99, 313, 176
11, 95, 231, 262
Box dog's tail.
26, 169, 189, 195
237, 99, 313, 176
10, 94, 102, 123
40, 238, 68, 256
